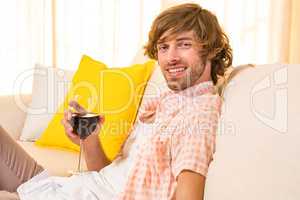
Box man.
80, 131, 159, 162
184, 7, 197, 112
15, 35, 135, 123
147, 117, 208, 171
0, 3, 232, 199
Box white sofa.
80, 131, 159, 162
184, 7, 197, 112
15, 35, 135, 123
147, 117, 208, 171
1, 63, 299, 199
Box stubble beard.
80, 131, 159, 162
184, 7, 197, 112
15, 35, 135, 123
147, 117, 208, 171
166, 63, 205, 92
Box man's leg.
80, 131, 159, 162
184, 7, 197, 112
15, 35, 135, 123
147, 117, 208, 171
0, 191, 19, 200
0, 125, 44, 192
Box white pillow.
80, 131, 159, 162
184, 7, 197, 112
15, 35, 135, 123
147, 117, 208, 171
20, 64, 74, 141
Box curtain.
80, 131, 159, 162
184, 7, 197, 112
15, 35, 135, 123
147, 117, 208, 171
0, 0, 162, 94
288, 0, 300, 63
0, 0, 299, 95
54, 0, 161, 69
0, 0, 52, 94
164, 0, 300, 65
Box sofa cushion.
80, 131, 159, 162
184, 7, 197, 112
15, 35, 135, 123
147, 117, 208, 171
18, 141, 85, 176
205, 64, 300, 199
36, 55, 155, 161
20, 65, 74, 141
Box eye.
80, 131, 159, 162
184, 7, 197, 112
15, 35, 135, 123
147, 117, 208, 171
157, 44, 168, 52
178, 41, 192, 48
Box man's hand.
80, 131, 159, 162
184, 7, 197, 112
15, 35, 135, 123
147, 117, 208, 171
61, 100, 109, 171
61, 100, 104, 145
139, 98, 158, 123
175, 170, 206, 200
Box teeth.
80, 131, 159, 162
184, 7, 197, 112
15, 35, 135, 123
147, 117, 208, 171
168, 67, 185, 73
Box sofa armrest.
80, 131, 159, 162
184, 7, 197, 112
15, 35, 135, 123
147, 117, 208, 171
0, 94, 31, 139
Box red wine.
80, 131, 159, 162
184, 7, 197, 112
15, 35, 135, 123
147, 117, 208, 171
70, 112, 100, 139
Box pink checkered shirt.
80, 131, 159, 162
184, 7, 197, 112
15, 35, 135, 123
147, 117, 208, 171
117, 81, 221, 200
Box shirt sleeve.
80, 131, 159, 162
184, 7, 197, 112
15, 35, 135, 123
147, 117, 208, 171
170, 96, 220, 179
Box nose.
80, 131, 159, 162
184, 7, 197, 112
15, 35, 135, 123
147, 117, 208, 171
167, 46, 180, 65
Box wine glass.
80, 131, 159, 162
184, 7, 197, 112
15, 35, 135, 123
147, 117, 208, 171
70, 112, 100, 173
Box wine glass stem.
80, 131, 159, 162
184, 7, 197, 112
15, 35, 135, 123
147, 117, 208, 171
77, 139, 83, 173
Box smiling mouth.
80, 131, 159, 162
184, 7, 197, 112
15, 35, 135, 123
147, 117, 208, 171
166, 67, 188, 78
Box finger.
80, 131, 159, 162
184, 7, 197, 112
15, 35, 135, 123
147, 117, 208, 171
64, 124, 78, 138
69, 100, 87, 114
61, 118, 66, 126
145, 105, 154, 111
61, 117, 78, 139
140, 110, 155, 119
67, 109, 72, 121
99, 115, 105, 124
149, 100, 157, 110
64, 110, 69, 120
143, 103, 152, 111
66, 130, 78, 139
61, 118, 71, 128
64, 108, 73, 120
144, 99, 157, 111
92, 124, 101, 135
64, 110, 67, 118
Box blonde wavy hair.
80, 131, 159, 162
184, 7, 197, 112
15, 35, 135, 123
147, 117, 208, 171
144, 3, 233, 85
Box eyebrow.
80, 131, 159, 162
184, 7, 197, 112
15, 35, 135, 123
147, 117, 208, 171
176, 37, 193, 41
157, 36, 193, 44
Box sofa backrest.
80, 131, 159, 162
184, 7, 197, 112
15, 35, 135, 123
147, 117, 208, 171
205, 64, 300, 199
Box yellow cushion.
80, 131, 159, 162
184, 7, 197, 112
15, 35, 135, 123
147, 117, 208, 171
35, 55, 155, 160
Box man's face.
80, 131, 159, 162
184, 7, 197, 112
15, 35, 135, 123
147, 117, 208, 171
157, 30, 210, 91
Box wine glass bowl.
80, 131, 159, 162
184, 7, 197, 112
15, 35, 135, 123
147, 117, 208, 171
70, 112, 100, 139
70, 112, 100, 173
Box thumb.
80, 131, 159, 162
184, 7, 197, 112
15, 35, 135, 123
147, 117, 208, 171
69, 100, 87, 114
